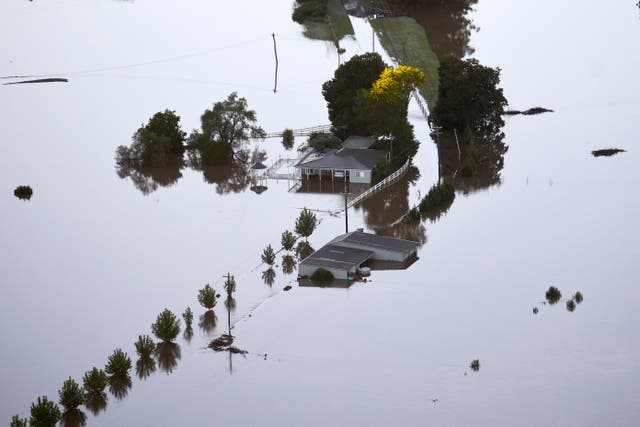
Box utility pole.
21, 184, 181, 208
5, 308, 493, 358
272, 33, 279, 93
222, 272, 232, 337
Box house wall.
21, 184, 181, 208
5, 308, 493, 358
349, 169, 371, 184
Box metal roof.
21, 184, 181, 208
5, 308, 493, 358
331, 231, 420, 255
342, 136, 377, 149
296, 148, 387, 171
299, 244, 374, 270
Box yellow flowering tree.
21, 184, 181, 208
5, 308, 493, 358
368, 65, 425, 106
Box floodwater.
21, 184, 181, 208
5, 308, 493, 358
1, 0, 639, 425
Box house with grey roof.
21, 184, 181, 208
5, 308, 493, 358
298, 230, 419, 280
295, 136, 387, 184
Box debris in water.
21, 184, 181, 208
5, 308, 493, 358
545, 286, 562, 305
227, 346, 248, 355
470, 359, 480, 372
591, 148, 625, 157
283, 285, 292, 291
533, 307, 539, 314
209, 334, 234, 351
3, 78, 68, 85
504, 107, 553, 116
574, 292, 584, 304
14, 185, 33, 200
566, 300, 576, 312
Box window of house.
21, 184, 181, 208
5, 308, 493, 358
355, 171, 365, 178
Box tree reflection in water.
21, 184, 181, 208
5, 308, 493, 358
225, 296, 237, 312
84, 394, 107, 417
115, 156, 184, 196
60, 409, 87, 427
281, 254, 297, 275
262, 268, 276, 287
199, 310, 217, 333
135, 356, 156, 380
295, 241, 314, 261
108, 375, 132, 401
183, 325, 194, 343
154, 342, 181, 374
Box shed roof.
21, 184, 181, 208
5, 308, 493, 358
296, 148, 387, 171
331, 231, 420, 255
299, 244, 374, 271
342, 136, 377, 149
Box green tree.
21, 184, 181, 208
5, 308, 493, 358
105, 349, 132, 378
307, 132, 341, 152
261, 244, 276, 266
432, 55, 507, 136
182, 307, 194, 328
223, 275, 236, 297
281, 230, 297, 251
82, 368, 107, 396
14, 185, 33, 200
10, 415, 27, 427
292, 1, 326, 23
151, 309, 181, 342
322, 52, 388, 138
198, 284, 218, 309
187, 92, 265, 165
115, 109, 186, 169
294, 208, 317, 241
281, 129, 295, 150
135, 335, 156, 359
29, 396, 61, 427
58, 378, 84, 411
545, 286, 562, 305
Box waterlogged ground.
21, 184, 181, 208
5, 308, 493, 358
1, 0, 640, 425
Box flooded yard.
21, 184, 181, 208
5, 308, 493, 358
1, 0, 639, 425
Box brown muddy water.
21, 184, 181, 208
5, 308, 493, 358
2, 0, 640, 425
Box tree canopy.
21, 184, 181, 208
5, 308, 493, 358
322, 52, 388, 137
432, 56, 507, 136
187, 92, 265, 166
294, 208, 317, 241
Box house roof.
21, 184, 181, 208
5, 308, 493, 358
251, 161, 267, 170
330, 231, 420, 255
342, 136, 377, 149
297, 148, 387, 171
299, 244, 374, 271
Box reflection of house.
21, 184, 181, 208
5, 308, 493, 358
295, 136, 388, 184
298, 230, 419, 280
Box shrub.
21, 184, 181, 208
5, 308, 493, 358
292, 1, 326, 24
182, 307, 194, 328
151, 309, 181, 342
10, 415, 27, 427
261, 244, 276, 266
282, 128, 295, 150
566, 300, 576, 312
545, 286, 562, 305
532, 307, 539, 314
13, 185, 33, 200
418, 179, 455, 212
311, 268, 334, 282
135, 335, 155, 359
281, 230, 297, 251
82, 368, 107, 396
105, 349, 132, 378
58, 377, 84, 411
470, 359, 480, 371
29, 396, 61, 427
198, 284, 218, 309
574, 292, 584, 304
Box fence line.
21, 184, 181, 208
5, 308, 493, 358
265, 124, 333, 138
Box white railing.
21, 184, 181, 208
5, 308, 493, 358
336, 157, 411, 212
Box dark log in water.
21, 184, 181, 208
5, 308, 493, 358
3, 78, 68, 85
504, 107, 553, 116
592, 148, 626, 157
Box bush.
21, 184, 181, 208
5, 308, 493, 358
292, 1, 326, 24
10, 415, 27, 427
105, 349, 132, 378
198, 284, 218, 309
419, 179, 455, 212
282, 129, 295, 150
14, 185, 33, 200
82, 368, 107, 396
58, 377, 84, 411
545, 286, 562, 305
29, 396, 61, 427
151, 309, 181, 342
566, 300, 576, 312
281, 230, 297, 251
135, 335, 155, 359
182, 307, 194, 328
470, 359, 480, 371
311, 268, 334, 282
261, 244, 276, 266
574, 292, 584, 304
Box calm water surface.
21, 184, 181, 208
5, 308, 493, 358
1, 0, 639, 425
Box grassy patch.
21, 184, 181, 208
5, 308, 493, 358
370, 16, 439, 109
303, 0, 354, 41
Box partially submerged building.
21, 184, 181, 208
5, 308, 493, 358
298, 230, 419, 280
295, 136, 388, 184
